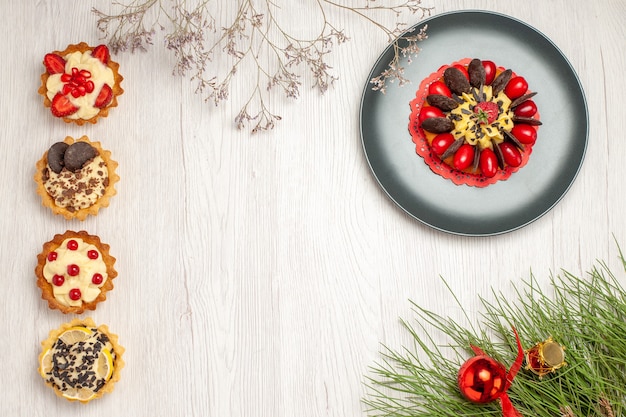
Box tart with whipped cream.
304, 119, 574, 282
409, 58, 541, 187
35, 135, 119, 220
36, 230, 117, 314
39, 43, 123, 124
39, 317, 124, 403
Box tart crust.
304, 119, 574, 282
38, 317, 125, 403
38, 42, 124, 125
36, 230, 117, 314
34, 135, 119, 221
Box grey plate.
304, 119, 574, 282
360, 10, 588, 236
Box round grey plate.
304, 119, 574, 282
360, 10, 588, 236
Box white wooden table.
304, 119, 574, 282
1, 0, 624, 415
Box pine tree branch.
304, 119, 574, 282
364, 246, 626, 417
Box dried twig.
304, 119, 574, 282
93, 0, 432, 132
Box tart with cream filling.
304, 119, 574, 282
34, 135, 119, 220
38, 317, 124, 403
39, 43, 123, 124
409, 58, 541, 187
36, 230, 117, 314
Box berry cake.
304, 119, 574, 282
36, 231, 117, 314
409, 58, 541, 187
39, 317, 124, 403
35, 135, 119, 220
39, 43, 123, 124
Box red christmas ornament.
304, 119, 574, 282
457, 327, 524, 417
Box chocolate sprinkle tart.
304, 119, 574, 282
43, 327, 116, 396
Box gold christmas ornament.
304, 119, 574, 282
524, 337, 566, 378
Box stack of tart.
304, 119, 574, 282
35, 43, 125, 403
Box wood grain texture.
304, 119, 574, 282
1, 0, 625, 416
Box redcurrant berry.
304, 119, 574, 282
92, 273, 103, 285
52, 274, 65, 286
67, 264, 80, 276
69, 288, 82, 301
67, 240, 79, 250
87, 250, 99, 260
47, 252, 58, 262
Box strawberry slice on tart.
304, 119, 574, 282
44, 54, 66, 74
94, 84, 113, 108
91, 45, 110, 64
51, 93, 79, 117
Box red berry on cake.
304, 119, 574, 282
92, 273, 104, 285
479, 148, 499, 178
474, 102, 499, 125
69, 288, 82, 301
482, 60, 497, 85
52, 274, 65, 286
504, 76, 529, 99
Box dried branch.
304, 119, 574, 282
93, 0, 432, 132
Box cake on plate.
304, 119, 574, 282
409, 58, 541, 187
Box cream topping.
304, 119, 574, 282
43, 238, 108, 307
449, 85, 515, 150
43, 155, 108, 212
46, 50, 115, 119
